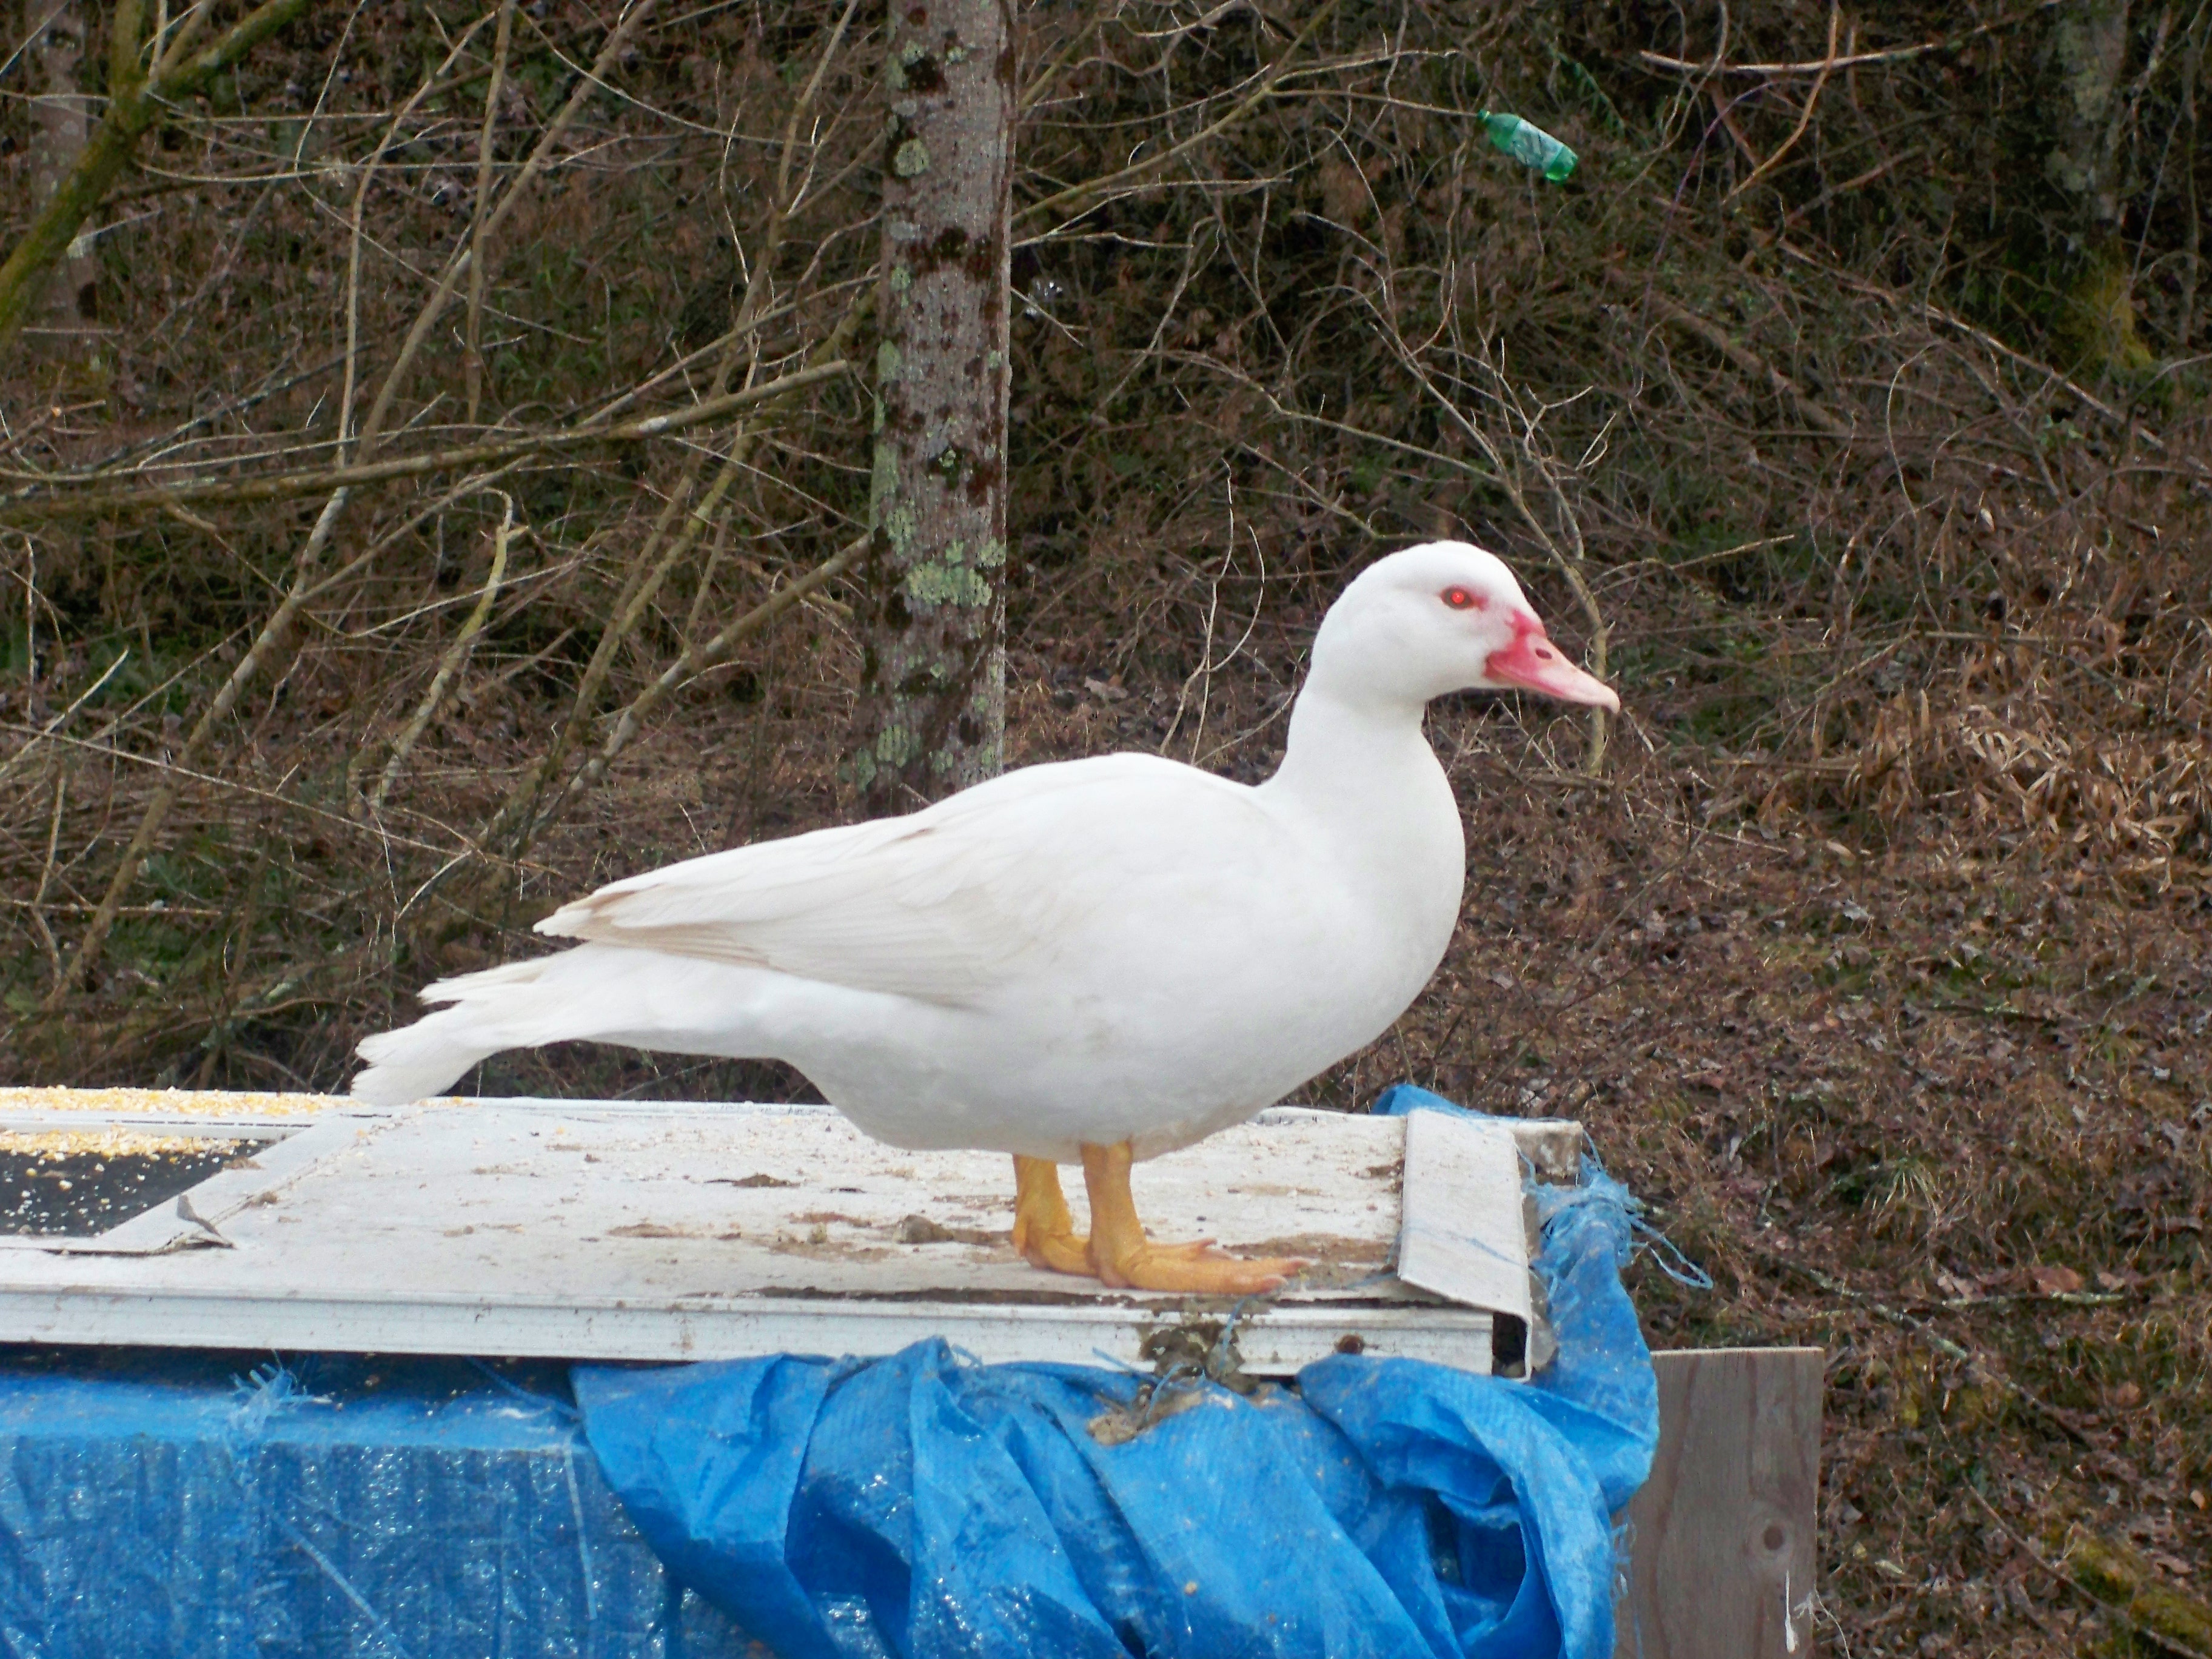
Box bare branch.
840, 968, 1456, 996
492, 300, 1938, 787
2, 360, 853, 517
463, 0, 520, 426
369, 494, 515, 811
1021, 0, 1343, 224
1635, 1, 2065, 76
0, 0, 316, 349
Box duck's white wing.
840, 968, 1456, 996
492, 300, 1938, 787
533, 753, 1273, 1005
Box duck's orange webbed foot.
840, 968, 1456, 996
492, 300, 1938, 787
1010, 1154, 1091, 1275
1090, 1235, 1303, 1295
1080, 1141, 1305, 1294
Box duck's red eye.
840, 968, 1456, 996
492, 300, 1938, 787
1441, 586, 1482, 610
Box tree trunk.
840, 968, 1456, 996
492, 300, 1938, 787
23, 0, 104, 370
0, 0, 308, 355
2045, 0, 2151, 373
850, 0, 1014, 814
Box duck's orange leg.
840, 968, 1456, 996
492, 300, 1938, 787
1079, 1139, 1304, 1294
1011, 1155, 1091, 1274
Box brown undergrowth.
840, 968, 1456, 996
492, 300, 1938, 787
1, 2, 2208, 1652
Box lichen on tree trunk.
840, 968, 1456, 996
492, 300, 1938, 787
2045, 0, 2153, 374
849, 0, 1014, 814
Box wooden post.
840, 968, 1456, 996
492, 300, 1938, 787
1617, 1347, 1825, 1658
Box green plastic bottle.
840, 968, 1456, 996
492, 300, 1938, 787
1479, 111, 1577, 183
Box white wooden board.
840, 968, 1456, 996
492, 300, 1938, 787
0, 1093, 1580, 1375
1396, 1109, 1537, 1326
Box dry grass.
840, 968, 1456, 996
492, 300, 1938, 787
0, 1, 2208, 1651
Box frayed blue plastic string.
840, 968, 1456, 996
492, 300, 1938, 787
227, 1358, 329, 1433
1626, 1216, 1712, 1290
1567, 1145, 1714, 1292
463, 1355, 581, 1423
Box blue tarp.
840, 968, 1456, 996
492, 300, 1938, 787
0, 1351, 748, 1657
0, 1093, 1658, 1659
572, 1091, 1658, 1659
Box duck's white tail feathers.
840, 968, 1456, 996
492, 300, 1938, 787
350, 1020, 500, 1105
350, 945, 770, 1105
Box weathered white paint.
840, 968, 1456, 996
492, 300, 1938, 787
1397, 1109, 1535, 1326
0, 1093, 1581, 1374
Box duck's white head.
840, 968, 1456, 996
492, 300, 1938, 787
1312, 541, 1619, 712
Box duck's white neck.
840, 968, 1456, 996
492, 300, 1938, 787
1260, 637, 1457, 843
1266, 680, 1433, 799
1258, 656, 1466, 970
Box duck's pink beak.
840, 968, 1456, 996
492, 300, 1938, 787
1485, 617, 1620, 711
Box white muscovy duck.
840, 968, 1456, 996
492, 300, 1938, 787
353, 541, 1617, 1292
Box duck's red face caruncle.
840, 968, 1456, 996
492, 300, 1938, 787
1475, 608, 1620, 711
